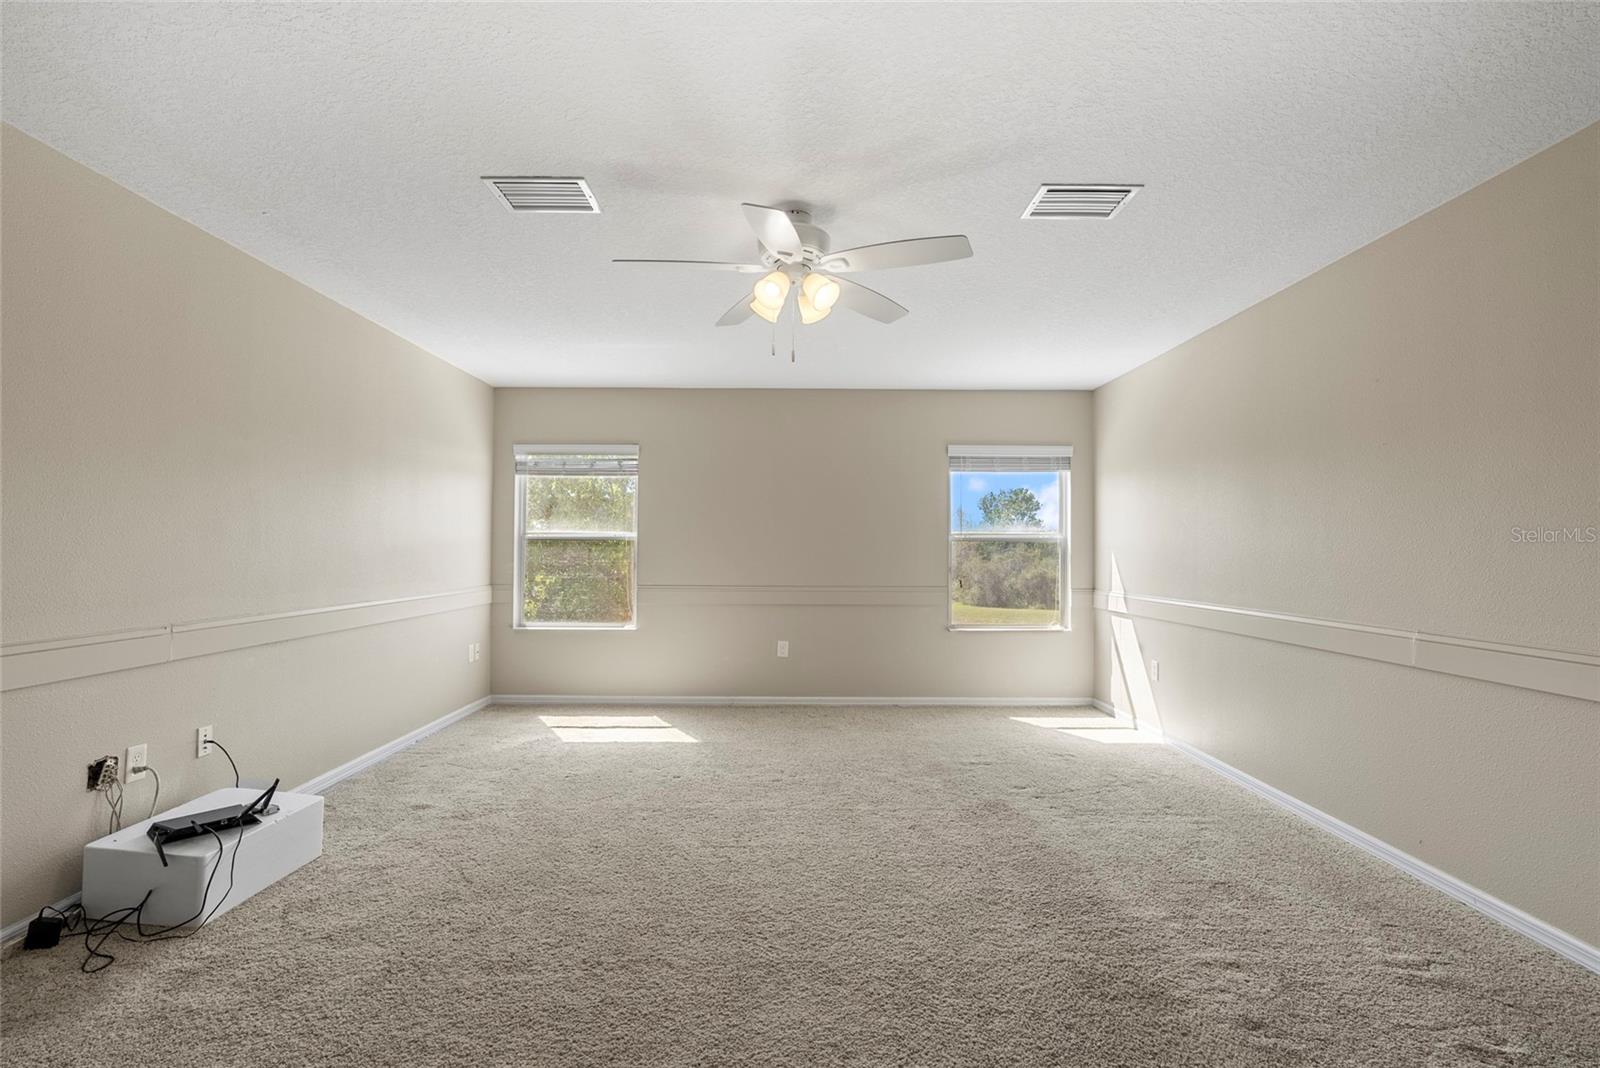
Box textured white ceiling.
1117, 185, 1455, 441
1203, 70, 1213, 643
4, 3, 1598, 389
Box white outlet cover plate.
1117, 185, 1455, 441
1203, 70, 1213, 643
125, 743, 148, 782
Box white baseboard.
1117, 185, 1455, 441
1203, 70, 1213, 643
1165, 735, 1600, 976
0, 889, 85, 950
25, 693, 1586, 977
490, 694, 1096, 708
1089, 698, 1138, 726
1, 694, 493, 948
293, 695, 491, 795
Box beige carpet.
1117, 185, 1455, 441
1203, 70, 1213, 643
3, 705, 1597, 1067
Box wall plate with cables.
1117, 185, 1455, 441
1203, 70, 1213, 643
86, 755, 119, 791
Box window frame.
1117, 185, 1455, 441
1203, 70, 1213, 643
512, 444, 639, 631
946, 446, 1070, 633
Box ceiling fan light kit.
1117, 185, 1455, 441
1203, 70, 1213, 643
615, 203, 973, 344
800, 272, 840, 323
750, 270, 791, 323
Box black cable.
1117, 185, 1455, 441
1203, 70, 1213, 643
54, 822, 241, 971
209, 740, 241, 788
80, 899, 147, 973
107, 826, 241, 951
136, 825, 245, 940
132, 827, 232, 939
46, 744, 249, 972
39, 902, 85, 927
39, 895, 151, 974
195, 823, 246, 930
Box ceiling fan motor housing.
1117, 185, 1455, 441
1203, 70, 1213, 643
761, 208, 830, 268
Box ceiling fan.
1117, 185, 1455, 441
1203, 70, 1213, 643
614, 204, 972, 328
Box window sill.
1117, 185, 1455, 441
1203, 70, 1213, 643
947, 624, 1068, 633
512, 623, 637, 632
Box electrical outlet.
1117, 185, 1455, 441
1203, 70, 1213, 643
467, 642, 482, 663
776, 640, 789, 659
125, 743, 148, 782
1149, 659, 1160, 681
197, 725, 214, 759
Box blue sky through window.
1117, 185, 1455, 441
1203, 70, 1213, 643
950, 472, 1062, 532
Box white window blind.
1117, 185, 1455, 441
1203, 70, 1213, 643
515, 444, 639, 477
948, 445, 1072, 474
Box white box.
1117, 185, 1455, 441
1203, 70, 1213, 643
82, 787, 323, 928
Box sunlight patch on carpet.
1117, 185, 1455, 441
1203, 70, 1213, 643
1059, 727, 1164, 745
1012, 715, 1123, 730
549, 726, 698, 744
1011, 715, 1164, 745
541, 714, 697, 743
540, 714, 672, 728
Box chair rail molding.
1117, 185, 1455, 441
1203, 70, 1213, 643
1, 587, 494, 692
1093, 589, 1597, 702
491, 583, 1097, 609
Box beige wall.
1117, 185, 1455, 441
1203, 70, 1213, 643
0, 126, 494, 928
492, 389, 1094, 699
1093, 124, 1599, 944
7, 106, 1591, 954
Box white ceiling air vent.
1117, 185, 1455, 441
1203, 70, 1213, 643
482, 176, 600, 213
1022, 184, 1142, 220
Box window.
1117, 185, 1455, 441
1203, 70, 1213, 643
514, 445, 639, 628
948, 445, 1070, 630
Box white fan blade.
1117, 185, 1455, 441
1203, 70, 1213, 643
613, 259, 765, 273
819, 235, 972, 274
715, 297, 755, 326
741, 203, 803, 259
833, 278, 908, 323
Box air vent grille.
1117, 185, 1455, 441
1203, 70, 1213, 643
483, 176, 600, 213
1022, 184, 1141, 220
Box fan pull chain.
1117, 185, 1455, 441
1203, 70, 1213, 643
790, 308, 797, 363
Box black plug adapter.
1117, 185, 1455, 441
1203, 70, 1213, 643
24, 915, 65, 950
